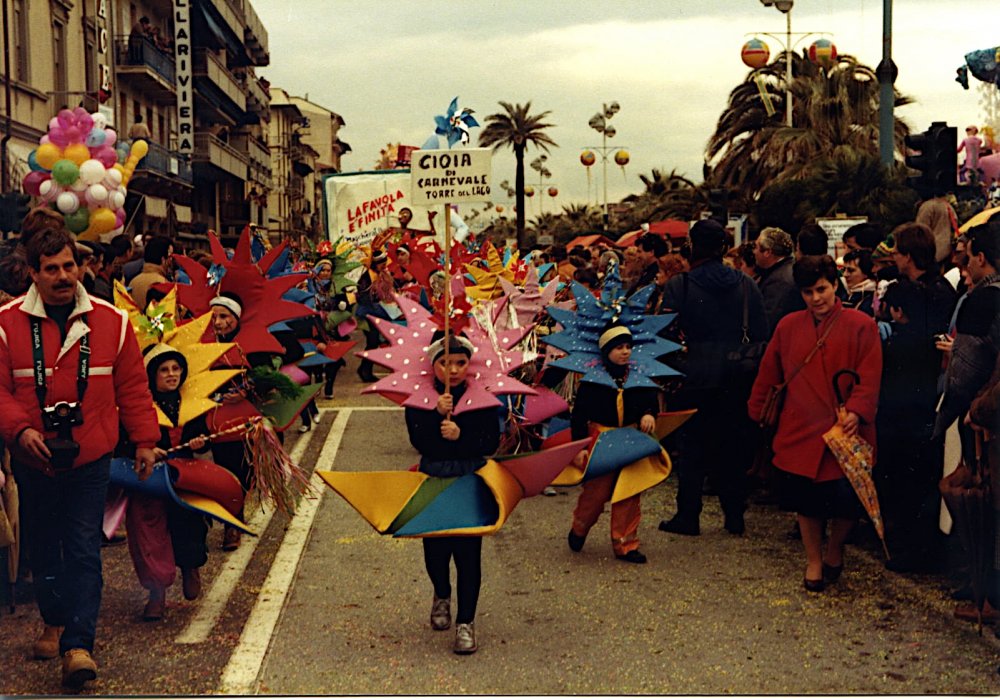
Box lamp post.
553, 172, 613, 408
584, 101, 629, 231
528, 154, 556, 219
750, 0, 833, 128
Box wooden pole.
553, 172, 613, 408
442, 203, 453, 403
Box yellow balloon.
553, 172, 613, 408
130, 140, 149, 159
90, 207, 116, 234
64, 143, 91, 166
112, 163, 125, 175
77, 226, 101, 242
36, 143, 62, 170
122, 165, 136, 186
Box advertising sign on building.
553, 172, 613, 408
173, 0, 194, 155
323, 171, 434, 246
409, 148, 492, 206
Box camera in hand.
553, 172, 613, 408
41, 401, 83, 471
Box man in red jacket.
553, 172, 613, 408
0, 226, 160, 689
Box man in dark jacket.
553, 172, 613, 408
753, 227, 803, 337
658, 220, 768, 536
627, 233, 667, 298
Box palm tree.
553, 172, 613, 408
621, 169, 702, 227
478, 102, 557, 250
705, 52, 913, 201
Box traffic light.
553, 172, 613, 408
905, 121, 957, 197
708, 188, 729, 225
0, 192, 31, 235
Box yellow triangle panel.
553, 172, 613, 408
317, 470, 427, 534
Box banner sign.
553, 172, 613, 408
816, 216, 868, 259
173, 0, 194, 155
323, 171, 433, 245
410, 148, 492, 206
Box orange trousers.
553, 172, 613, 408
570, 472, 641, 556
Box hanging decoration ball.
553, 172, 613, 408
548, 187, 558, 197
580, 150, 596, 167
614, 150, 630, 166
741, 38, 771, 69
808, 38, 837, 68
524, 186, 535, 198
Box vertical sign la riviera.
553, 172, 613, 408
173, 0, 194, 155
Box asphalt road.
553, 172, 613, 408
2, 366, 999, 695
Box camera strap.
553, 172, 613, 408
30, 315, 90, 409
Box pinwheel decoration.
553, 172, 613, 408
422, 97, 480, 150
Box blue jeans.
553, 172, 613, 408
13, 455, 110, 654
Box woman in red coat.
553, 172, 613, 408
749, 256, 882, 592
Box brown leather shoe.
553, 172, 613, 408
61, 648, 97, 689
181, 567, 202, 601
143, 588, 166, 622
222, 528, 241, 551
954, 600, 999, 623
33, 625, 63, 660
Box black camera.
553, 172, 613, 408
41, 402, 83, 471
41, 401, 83, 432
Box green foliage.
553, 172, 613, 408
249, 366, 300, 402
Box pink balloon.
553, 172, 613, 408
48, 117, 60, 131
48, 128, 68, 148
39, 135, 50, 145
57, 109, 74, 128
64, 126, 81, 143
115, 209, 126, 226
22, 170, 51, 197
77, 113, 94, 134
104, 129, 118, 146
93, 146, 117, 168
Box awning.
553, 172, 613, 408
175, 204, 192, 223
195, 0, 243, 58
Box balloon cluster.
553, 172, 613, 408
22, 107, 147, 241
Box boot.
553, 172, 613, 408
223, 527, 241, 551
357, 359, 377, 383
61, 649, 97, 689
181, 567, 202, 601
143, 588, 166, 621
453, 622, 477, 655
33, 625, 63, 660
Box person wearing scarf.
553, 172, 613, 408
566, 323, 660, 564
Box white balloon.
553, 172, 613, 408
87, 184, 109, 204
91, 113, 108, 131
38, 180, 54, 197
103, 168, 122, 188
56, 191, 80, 214
79, 159, 106, 185
70, 178, 88, 192
108, 190, 126, 209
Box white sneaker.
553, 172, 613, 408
430, 596, 451, 630
298, 424, 310, 433
312, 412, 321, 424
542, 486, 557, 496
453, 622, 477, 654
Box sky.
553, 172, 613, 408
252, 0, 996, 223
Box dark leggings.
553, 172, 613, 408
422, 536, 482, 624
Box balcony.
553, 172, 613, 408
287, 175, 305, 200
192, 48, 246, 120
113, 37, 176, 102
127, 141, 194, 202
230, 133, 272, 186
238, 0, 270, 65
239, 73, 270, 122
193, 132, 249, 180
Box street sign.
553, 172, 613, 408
410, 148, 492, 206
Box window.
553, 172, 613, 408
53, 21, 67, 98
13, 0, 29, 82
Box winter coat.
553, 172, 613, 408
129, 262, 168, 311
748, 301, 882, 481
661, 259, 768, 390
404, 381, 501, 477
571, 380, 659, 440
756, 257, 805, 338
0, 282, 160, 475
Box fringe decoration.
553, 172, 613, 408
243, 418, 314, 516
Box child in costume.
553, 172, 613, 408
567, 323, 660, 564
403, 331, 500, 655
127, 344, 211, 620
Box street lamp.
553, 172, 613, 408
584, 101, 629, 231
750, 0, 834, 128
529, 154, 556, 219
